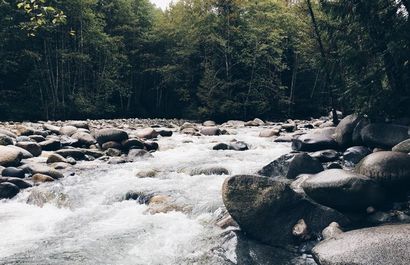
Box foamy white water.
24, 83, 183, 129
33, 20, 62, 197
0, 127, 296, 265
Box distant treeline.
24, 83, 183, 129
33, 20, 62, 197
0, 0, 409, 121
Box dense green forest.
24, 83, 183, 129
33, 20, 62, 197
0, 0, 409, 121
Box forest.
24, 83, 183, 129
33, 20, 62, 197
0, 0, 409, 121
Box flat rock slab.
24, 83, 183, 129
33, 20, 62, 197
313, 224, 410, 265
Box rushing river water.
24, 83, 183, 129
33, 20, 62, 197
0, 126, 316, 265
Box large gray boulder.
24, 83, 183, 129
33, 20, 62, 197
259, 153, 323, 179
16, 141, 42, 157
222, 175, 348, 247
312, 224, 410, 265
94, 128, 128, 145
0, 146, 22, 167
0, 177, 32, 189
334, 114, 361, 148
392, 139, 410, 153
292, 129, 338, 152
71, 132, 96, 147
360, 123, 409, 149
0, 182, 19, 199
301, 169, 386, 212
356, 151, 410, 195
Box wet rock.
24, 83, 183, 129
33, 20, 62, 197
0, 182, 19, 199
321, 222, 343, 240
213, 143, 229, 150
334, 114, 361, 148
326, 163, 342, 169
101, 141, 122, 150
200, 127, 221, 136
229, 141, 249, 151
259, 128, 280, 137
29, 135, 46, 143
215, 213, 238, 229
122, 138, 144, 150
292, 130, 338, 152
16, 125, 34, 136
94, 128, 128, 145
356, 151, 410, 195
0, 177, 31, 189
7, 145, 33, 159
392, 139, 410, 153
203, 120, 216, 126
128, 149, 153, 161
310, 149, 340, 162
108, 157, 127, 164
39, 139, 61, 151
360, 123, 409, 149
292, 219, 310, 241
60, 135, 80, 147
0, 134, 14, 146
81, 149, 104, 158
46, 153, 67, 164
0, 146, 22, 167
27, 165, 64, 179
1, 167, 25, 178
16, 141, 42, 157
51, 162, 72, 170
189, 166, 229, 176
301, 169, 386, 212
281, 122, 296, 132
222, 175, 348, 247
181, 127, 199, 135
274, 135, 293, 142
312, 224, 410, 265
245, 118, 264, 127
0, 128, 17, 138
56, 148, 86, 160
158, 130, 173, 137
124, 191, 153, 203
16, 136, 31, 142
136, 169, 158, 178
343, 146, 371, 165
27, 189, 70, 208
105, 148, 122, 157
59, 125, 78, 136
144, 141, 159, 152
136, 128, 159, 139
259, 153, 323, 179
32, 173, 55, 183
71, 132, 96, 147
42, 123, 60, 134
67, 120, 89, 129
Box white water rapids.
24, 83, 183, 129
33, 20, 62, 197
0, 126, 315, 265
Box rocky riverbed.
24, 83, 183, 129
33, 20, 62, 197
0, 115, 409, 265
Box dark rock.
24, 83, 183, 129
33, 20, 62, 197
213, 143, 229, 150
1, 167, 25, 178
144, 141, 159, 151
29, 135, 46, 143
356, 151, 410, 196
222, 175, 348, 247
360, 123, 409, 149
229, 141, 249, 151
94, 128, 128, 145
310, 149, 340, 162
124, 191, 153, 204
327, 163, 342, 169
281, 123, 296, 132
0, 177, 31, 189
259, 153, 323, 179
39, 139, 61, 151
0, 146, 22, 167
301, 169, 386, 212
158, 130, 173, 137
392, 139, 410, 153
292, 130, 338, 152
0, 182, 19, 199
101, 141, 122, 150
0, 134, 14, 146
59, 125, 78, 136
343, 146, 371, 165
71, 132, 96, 147
334, 114, 361, 148
16, 141, 42, 157
122, 138, 144, 150
60, 135, 80, 147
56, 149, 86, 160
312, 224, 410, 265
81, 149, 104, 158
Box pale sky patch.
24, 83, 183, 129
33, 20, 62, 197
150, 0, 174, 10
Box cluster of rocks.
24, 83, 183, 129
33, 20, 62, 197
222, 113, 410, 265
0, 119, 179, 200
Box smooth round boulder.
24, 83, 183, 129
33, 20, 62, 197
59, 125, 78, 137
360, 123, 409, 149
27, 165, 64, 179
128, 149, 153, 161
334, 114, 361, 148
32, 173, 55, 183
16, 125, 34, 136
101, 141, 122, 150
356, 151, 410, 194
7, 145, 33, 159
122, 138, 144, 150
203, 120, 216, 126
200, 127, 221, 136
292, 131, 338, 152
213, 143, 229, 150
0, 177, 31, 189
42, 123, 60, 134
29, 135, 46, 143
55, 149, 86, 161
392, 139, 410, 153
310, 149, 340, 162
46, 153, 67, 164
16, 141, 42, 157
0, 146, 22, 167
1, 167, 25, 178
222, 175, 348, 246
301, 169, 386, 212
144, 141, 159, 152
94, 129, 128, 145
259, 128, 280, 138
229, 141, 249, 151
136, 128, 159, 139
0, 134, 14, 146
39, 139, 61, 151
0, 128, 16, 138
0, 182, 19, 199
71, 132, 96, 147
312, 224, 410, 265
343, 146, 371, 165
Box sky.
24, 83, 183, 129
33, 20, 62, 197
150, 0, 174, 10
